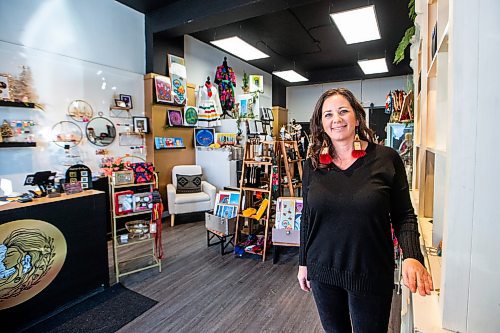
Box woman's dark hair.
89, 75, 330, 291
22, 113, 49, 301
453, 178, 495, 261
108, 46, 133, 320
308, 88, 375, 169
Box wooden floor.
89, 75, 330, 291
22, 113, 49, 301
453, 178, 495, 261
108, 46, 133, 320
109, 219, 401, 333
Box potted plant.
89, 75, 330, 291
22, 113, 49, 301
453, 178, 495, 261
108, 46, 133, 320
394, 0, 416, 64
242, 72, 250, 93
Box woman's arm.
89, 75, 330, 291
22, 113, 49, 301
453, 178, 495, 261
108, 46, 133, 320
298, 159, 311, 292
390, 153, 433, 296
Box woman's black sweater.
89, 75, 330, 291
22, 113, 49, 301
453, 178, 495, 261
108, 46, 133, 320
299, 142, 424, 292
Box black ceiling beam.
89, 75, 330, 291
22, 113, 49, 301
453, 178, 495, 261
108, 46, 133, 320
148, 0, 323, 37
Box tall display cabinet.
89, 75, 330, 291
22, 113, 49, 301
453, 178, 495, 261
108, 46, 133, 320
410, 0, 500, 332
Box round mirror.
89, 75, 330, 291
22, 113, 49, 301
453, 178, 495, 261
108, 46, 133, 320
67, 100, 93, 122
86, 117, 116, 146
51, 121, 83, 148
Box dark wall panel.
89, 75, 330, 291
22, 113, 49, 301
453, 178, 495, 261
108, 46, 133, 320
272, 76, 287, 108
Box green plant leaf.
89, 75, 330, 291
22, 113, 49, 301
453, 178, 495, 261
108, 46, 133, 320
394, 26, 415, 65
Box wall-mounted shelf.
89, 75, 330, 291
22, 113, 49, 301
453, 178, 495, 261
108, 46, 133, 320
154, 146, 186, 150
0, 142, 37, 148
0, 100, 38, 109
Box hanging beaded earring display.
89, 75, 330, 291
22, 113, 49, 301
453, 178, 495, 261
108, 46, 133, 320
319, 139, 333, 165
352, 127, 366, 158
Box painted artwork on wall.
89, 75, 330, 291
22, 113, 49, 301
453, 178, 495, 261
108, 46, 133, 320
171, 75, 186, 105
167, 109, 183, 126
154, 75, 172, 103
249, 75, 263, 93
194, 128, 215, 147
183, 106, 198, 126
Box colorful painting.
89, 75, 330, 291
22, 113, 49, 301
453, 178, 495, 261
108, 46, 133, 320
171, 74, 186, 105
215, 133, 237, 146
184, 106, 198, 126
194, 128, 215, 147
249, 75, 263, 93
167, 109, 183, 126
154, 75, 172, 103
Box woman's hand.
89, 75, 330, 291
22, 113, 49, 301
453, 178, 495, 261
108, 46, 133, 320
402, 258, 433, 296
297, 265, 311, 292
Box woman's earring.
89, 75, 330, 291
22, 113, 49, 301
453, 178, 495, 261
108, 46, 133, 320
319, 140, 333, 164
352, 127, 366, 158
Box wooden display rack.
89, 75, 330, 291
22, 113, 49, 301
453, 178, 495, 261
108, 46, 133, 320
109, 178, 161, 282
276, 140, 303, 197
234, 139, 275, 261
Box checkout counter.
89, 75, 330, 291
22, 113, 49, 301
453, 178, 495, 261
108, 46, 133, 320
0, 190, 109, 331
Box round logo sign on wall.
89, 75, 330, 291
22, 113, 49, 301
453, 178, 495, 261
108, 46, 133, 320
0, 219, 67, 309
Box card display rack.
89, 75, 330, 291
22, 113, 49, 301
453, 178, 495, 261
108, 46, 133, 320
109, 178, 161, 282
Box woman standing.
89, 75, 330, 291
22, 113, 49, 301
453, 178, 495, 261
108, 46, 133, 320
298, 88, 432, 333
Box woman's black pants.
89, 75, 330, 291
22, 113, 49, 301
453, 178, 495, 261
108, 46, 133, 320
311, 281, 394, 333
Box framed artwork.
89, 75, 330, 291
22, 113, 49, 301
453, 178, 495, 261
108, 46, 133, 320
133, 116, 149, 133
215, 133, 237, 146
255, 120, 264, 134
249, 75, 263, 93
194, 128, 215, 147
112, 171, 135, 186
167, 54, 187, 78
0, 75, 11, 100
115, 99, 126, 108
247, 120, 259, 134
154, 75, 172, 103
183, 106, 198, 126
171, 75, 186, 105
260, 107, 274, 121
119, 94, 133, 109
167, 109, 183, 126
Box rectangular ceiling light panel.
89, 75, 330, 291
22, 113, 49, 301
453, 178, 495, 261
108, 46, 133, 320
272, 70, 308, 83
330, 5, 381, 44
210, 36, 269, 61
357, 58, 388, 74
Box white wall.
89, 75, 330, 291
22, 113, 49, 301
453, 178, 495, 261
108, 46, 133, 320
0, 0, 145, 193
0, 0, 145, 74
184, 35, 272, 108
441, 0, 500, 331
286, 75, 409, 122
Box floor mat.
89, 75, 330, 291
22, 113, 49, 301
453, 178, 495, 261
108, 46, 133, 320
24, 284, 157, 333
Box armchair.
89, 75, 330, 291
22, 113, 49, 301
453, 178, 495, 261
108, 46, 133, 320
167, 165, 216, 227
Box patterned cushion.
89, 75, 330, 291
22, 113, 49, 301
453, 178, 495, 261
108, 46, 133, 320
176, 174, 202, 194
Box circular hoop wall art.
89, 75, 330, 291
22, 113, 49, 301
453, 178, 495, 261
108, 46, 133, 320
195, 128, 215, 147
67, 100, 93, 122
51, 121, 83, 148
184, 107, 198, 126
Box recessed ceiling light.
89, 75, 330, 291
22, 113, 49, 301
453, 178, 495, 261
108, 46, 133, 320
210, 36, 269, 61
330, 5, 381, 44
357, 58, 388, 75
272, 70, 308, 83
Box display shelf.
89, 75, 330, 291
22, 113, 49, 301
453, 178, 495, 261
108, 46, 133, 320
113, 181, 155, 189
235, 141, 276, 261
116, 235, 154, 248
0, 142, 36, 148
115, 210, 152, 218
116, 253, 161, 278
427, 54, 438, 78
241, 187, 270, 193
154, 146, 186, 150
109, 177, 160, 282
0, 100, 37, 108
426, 146, 446, 156
242, 160, 272, 166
